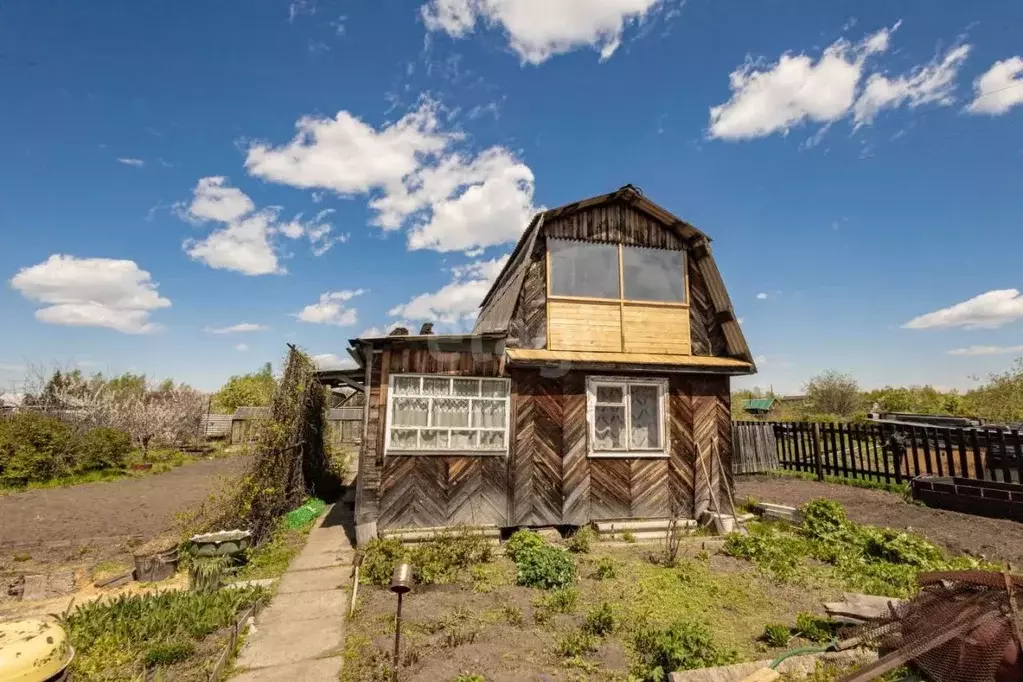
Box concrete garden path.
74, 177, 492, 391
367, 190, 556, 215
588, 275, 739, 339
232, 502, 356, 680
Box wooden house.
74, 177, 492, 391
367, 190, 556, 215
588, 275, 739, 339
333, 186, 755, 539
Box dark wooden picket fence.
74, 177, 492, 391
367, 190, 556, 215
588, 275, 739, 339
734, 420, 1023, 485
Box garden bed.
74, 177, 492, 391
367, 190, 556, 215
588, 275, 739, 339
736, 474, 1023, 565
345, 497, 996, 681
345, 532, 837, 681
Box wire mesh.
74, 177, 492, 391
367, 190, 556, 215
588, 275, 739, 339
845, 571, 1022, 682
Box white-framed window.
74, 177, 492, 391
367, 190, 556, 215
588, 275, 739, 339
385, 375, 510, 456
585, 376, 668, 458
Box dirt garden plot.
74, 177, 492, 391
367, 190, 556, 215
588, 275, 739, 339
736, 474, 1023, 566
344, 540, 837, 682
0, 456, 250, 614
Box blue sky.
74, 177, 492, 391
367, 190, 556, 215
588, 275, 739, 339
2, 0, 1022, 394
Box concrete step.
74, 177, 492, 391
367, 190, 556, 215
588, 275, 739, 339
593, 518, 697, 533
755, 502, 802, 524
381, 525, 501, 544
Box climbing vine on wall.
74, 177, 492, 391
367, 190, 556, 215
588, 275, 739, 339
203, 345, 340, 544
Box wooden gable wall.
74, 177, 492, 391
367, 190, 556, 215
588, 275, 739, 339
504, 201, 729, 357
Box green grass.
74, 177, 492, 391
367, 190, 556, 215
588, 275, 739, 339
236, 515, 319, 580
65, 587, 267, 680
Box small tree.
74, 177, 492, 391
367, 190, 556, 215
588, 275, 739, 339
211, 363, 276, 413
805, 370, 860, 417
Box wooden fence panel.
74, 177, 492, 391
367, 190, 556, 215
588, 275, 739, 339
731, 422, 778, 474
752, 420, 1022, 487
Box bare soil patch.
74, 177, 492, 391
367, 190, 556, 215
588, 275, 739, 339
0, 456, 249, 613
736, 474, 1023, 566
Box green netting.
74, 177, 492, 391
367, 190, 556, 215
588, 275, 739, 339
284, 497, 327, 529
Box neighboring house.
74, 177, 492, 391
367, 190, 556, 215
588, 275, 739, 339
327, 186, 756, 537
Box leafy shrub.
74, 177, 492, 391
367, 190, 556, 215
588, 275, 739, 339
795, 612, 838, 643
567, 526, 597, 553
621, 530, 637, 543
761, 623, 791, 647
515, 545, 576, 590
362, 538, 409, 586
557, 630, 598, 657
79, 427, 132, 471
583, 602, 616, 636
363, 531, 492, 587
505, 529, 545, 561
595, 557, 619, 580
632, 620, 739, 681
413, 530, 493, 585
0, 412, 76, 485
453, 675, 486, 682
799, 499, 850, 543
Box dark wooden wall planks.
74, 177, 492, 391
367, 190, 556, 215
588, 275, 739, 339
355, 348, 734, 531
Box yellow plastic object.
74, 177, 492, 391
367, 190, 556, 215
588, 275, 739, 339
0, 619, 74, 682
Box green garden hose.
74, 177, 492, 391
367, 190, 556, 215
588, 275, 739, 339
769, 641, 837, 669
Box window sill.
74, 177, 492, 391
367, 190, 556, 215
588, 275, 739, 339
386, 450, 507, 457
587, 452, 670, 459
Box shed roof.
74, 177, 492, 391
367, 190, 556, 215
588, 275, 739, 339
743, 398, 775, 411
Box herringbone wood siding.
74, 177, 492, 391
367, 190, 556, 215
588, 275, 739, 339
561, 374, 589, 524
510, 370, 563, 525
357, 356, 733, 530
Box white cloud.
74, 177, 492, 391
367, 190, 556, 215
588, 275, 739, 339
205, 323, 268, 334
294, 289, 366, 326
967, 56, 1023, 115
708, 22, 973, 140
0, 363, 25, 373
421, 0, 664, 64
312, 353, 358, 370
388, 255, 507, 324
946, 345, 1023, 357
753, 354, 768, 366
117, 157, 145, 167
756, 292, 768, 300
178, 177, 339, 275
708, 25, 896, 140
903, 289, 1023, 330
360, 321, 409, 337
245, 99, 535, 253
10, 254, 170, 334
235, 343, 249, 352
853, 44, 970, 126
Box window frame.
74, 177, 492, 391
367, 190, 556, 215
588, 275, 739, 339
585, 375, 669, 459
546, 239, 689, 307
384, 374, 511, 457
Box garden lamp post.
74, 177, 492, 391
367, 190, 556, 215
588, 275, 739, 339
389, 563, 412, 681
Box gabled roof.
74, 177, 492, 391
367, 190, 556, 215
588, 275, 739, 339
473, 185, 754, 364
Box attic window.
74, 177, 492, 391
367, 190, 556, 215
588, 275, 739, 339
548, 239, 687, 304
548, 240, 619, 298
